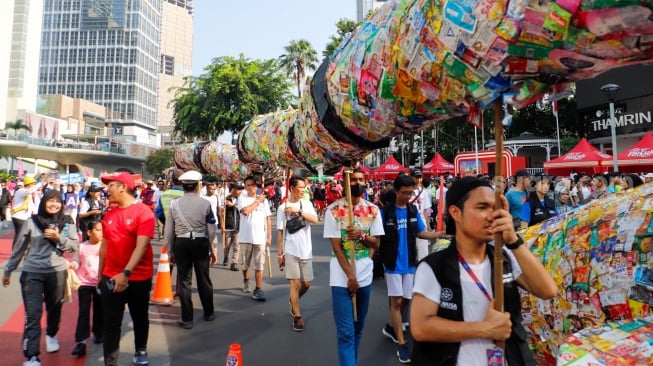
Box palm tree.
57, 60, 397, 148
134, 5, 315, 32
279, 39, 319, 99
4, 119, 31, 136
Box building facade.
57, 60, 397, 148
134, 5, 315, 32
158, 0, 193, 147
356, 0, 388, 22
38, 0, 162, 145
1, 0, 44, 126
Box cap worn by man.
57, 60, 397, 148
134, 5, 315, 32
88, 184, 104, 192
412, 169, 423, 177
515, 169, 529, 178
101, 172, 136, 190
179, 170, 202, 183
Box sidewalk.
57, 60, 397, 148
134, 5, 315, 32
0, 223, 171, 365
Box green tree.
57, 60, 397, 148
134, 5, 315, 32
145, 148, 175, 177
323, 18, 361, 58
279, 39, 319, 99
170, 54, 294, 141
4, 119, 32, 135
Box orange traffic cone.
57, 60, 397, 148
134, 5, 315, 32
150, 246, 174, 305
225, 343, 243, 366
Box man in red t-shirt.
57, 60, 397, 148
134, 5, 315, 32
99, 172, 155, 366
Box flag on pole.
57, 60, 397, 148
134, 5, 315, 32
552, 99, 558, 118
466, 102, 483, 130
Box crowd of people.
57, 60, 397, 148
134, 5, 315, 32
0, 167, 651, 366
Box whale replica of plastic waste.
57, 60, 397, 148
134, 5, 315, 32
175, 0, 653, 179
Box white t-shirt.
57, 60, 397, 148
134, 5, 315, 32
411, 186, 432, 217
202, 194, 219, 223
237, 194, 271, 245
277, 199, 316, 260
323, 200, 384, 288
11, 187, 37, 220
412, 248, 523, 366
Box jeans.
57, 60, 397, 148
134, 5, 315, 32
331, 285, 372, 366
20, 270, 67, 359
174, 237, 214, 321
101, 277, 152, 366
75, 285, 104, 342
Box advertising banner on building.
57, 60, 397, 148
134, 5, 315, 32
579, 100, 653, 140
25, 112, 60, 140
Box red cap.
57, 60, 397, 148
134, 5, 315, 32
101, 172, 136, 190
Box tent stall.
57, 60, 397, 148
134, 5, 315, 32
372, 156, 409, 179
333, 165, 374, 180
601, 132, 653, 173
543, 138, 613, 176
422, 153, 455, 176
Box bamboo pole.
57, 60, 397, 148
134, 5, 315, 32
277, 168, 292, 272
493, 98, 506, 351
343, 168, 358, 322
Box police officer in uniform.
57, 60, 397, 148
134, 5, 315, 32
163, 170, 218, 329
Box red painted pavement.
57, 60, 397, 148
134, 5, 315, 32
0, 232, 88, 366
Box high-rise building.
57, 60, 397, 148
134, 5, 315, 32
38, 0, 162, 145
356, 0, 388, 22
159, 0, 193, 147
1, 0, 44, 126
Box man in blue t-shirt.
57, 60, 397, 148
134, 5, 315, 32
505, 169, 531, 229
379, 174, 444, 364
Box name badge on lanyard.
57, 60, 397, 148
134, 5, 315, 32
487, 346, 505, 366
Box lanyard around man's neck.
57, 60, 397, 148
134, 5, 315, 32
457, 252, 493, 302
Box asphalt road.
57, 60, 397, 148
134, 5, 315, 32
0, 213, 410, 366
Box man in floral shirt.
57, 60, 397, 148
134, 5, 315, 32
323, 168, 384, 366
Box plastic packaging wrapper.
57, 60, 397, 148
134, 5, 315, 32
325, 0, 653, 144
515, 182, 653, 364
174, 142, 206, 171
237, 110, 305, 169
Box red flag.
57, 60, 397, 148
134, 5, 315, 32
467, 103, 483, 130
552, 99, 558, 118
436, 176, 445, 232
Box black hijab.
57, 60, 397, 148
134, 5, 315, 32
32, 189, 74, 234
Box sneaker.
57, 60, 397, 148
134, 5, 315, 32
402, 322, 409, 331
93, 335, 103, 344
396, 343, 411, 364
133, 350, 149, 365
46, 335, 60, 352
251, 288, 266, 301
230, 263, 238, 271
382, 323, 399, 344
72, 342, 86, 356
242, 279, 250, 293
222, 260, 228, 266
292, 316, 305, 332
23, 356, 40, 366
204, 313, 215, 321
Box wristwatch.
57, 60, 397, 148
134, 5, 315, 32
122, 269, 132, 278
505, 235, 524, 250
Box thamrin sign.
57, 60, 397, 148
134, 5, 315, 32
581, 103, 653, 139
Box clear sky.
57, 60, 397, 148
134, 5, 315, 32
191, 0, 357, 76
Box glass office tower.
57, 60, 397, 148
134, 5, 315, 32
39, 0, 162, 140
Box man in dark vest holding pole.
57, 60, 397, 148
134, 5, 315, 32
379, 174, 445, 364
410, 177, 557, 365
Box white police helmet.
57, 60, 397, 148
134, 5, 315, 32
179, 170, 202, 183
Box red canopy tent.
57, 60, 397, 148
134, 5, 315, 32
543, 138, 612, 176
333, 164, 374, 180
422, 153, 454, 176
601, 132, 653, 172
373, 156, 410, 178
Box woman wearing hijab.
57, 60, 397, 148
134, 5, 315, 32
555, 188, 575, 216
2, 189, 79, 366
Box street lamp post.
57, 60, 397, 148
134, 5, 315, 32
600, 83, 621, 172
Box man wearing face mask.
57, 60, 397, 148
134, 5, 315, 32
323, 168, 384, 366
